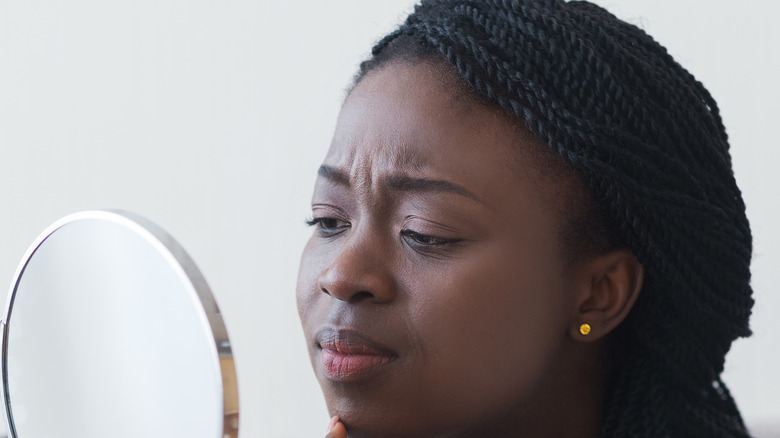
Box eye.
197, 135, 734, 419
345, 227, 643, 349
305, 217, 351, 236
400, 229, 461, 247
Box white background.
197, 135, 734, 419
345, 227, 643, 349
0, 1, 778, 437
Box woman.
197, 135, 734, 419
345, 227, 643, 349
297, 1, 754, 437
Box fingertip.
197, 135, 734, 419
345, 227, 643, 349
331, 421, 347, 438
326, 415, 339, 433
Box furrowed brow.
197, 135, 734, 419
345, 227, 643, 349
385, 174, 483, 203
317, 165, 350, 186
316, 165, 484, 204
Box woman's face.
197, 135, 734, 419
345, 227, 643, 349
297, 61, 584, 437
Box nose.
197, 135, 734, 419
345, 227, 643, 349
317, 231, 397, 304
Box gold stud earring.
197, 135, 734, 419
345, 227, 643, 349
579, 323, 591, 336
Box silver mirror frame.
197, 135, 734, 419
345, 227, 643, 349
0, 210, 239, 438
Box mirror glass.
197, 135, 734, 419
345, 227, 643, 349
1, 210, 238, 438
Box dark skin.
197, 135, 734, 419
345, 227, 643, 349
297, 60, 644, 438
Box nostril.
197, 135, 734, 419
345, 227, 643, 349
350, 291, 375, 303
320, 285, 375, 303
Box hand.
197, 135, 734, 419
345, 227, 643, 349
325, 416, 347, 438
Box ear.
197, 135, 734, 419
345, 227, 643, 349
568, 249, 644, 342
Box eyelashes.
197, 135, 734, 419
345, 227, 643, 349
305, 217, 346, 229
305, 216, 463, 248
399, 229, 462, 247
305, 217, 350, 236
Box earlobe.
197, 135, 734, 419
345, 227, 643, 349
570, 249, 644, 342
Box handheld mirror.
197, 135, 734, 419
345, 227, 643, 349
0, 210, 238, 438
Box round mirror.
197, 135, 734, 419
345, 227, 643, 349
0, 210, 238, 438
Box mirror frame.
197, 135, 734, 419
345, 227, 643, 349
0, 210, 238, 438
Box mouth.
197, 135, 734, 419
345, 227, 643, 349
316, 328, 398, 382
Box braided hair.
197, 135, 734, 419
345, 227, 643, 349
352, 1, 754, 437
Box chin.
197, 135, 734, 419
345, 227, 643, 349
325, 397, 463, 438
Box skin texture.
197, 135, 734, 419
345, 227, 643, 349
299, 61, 644, 438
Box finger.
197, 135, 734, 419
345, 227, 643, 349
326, 421, 347, 438
326, 416, 339, 433
325, 416, 347, 438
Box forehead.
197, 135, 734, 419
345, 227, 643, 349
325, 62, 538, 196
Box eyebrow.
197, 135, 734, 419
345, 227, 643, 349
317, 164, 483, 203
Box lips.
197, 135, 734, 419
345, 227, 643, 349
317, 328, 397, 382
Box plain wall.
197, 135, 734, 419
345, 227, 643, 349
0, 1, 777, 436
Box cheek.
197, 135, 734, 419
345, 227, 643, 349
296, 237, 324, 329
408, 240, 570, 415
